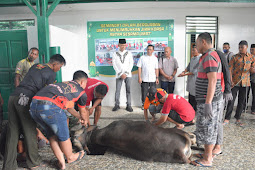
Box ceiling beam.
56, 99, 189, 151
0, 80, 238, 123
1, 0, 255, 7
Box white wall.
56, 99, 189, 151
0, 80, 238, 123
1, 2, 255, 106
49, 25, 87, 81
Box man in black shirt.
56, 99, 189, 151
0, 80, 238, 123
30, 71, 89, 170
3, 54, 66, 170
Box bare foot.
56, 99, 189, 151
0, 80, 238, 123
67, 150, 85, 164
223, 119, 229, 125
176, 124, 185, 129
57, 161, 65, 170
212, 149, 222, 155
191, 158, 212, 167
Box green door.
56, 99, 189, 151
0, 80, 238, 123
0, 30, 28, 120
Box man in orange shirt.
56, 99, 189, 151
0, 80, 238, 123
143, 87, 165, 122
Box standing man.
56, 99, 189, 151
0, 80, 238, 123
15, 47, 39, 87
112, 39, 134, 112
250, 44, 255, 115
191, 32, 223, 167
3, 54, 66, 170
84, 78, 109, 125
158, 47, 178, 93
222, 42, 234, 63
224, 41, 255, 126
178, 44, 201, 111
137, 45, 159, 109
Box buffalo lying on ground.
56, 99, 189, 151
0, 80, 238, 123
71, 120, 192, 163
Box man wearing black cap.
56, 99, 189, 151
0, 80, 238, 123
143, 87, 165, 122
249, 44, 255, 115
112, 39, 134, 112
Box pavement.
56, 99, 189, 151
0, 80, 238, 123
0, 106, 255, 169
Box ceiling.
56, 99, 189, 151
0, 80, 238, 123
0, 1, 255, 15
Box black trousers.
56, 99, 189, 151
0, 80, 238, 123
225, 86, 247, 120
188, 94, 197, 111
141, 82, 156, 104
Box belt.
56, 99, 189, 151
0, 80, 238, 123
36, 100, 54, 105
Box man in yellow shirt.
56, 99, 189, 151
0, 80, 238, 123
15, 47, 39, 87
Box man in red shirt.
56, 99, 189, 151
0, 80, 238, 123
85, 78, 108, 125
154, 91, 195, 129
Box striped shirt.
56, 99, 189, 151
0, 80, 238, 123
195, 49, 222, 103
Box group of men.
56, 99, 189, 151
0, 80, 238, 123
111, 39, 180, 112
223, 41, 255, 126
1, 48, 109, 169
136, 32, 254, 167
1, 33, 255, 169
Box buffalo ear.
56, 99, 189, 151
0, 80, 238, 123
86, 125, 98, 132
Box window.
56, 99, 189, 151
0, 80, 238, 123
184, 16, 218, 97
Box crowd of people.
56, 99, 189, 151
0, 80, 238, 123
0, 33, 254, 169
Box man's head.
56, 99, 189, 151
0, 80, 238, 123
250, 44, 255, 55
27, 47, 39, 62
73, 70, 88, 89
196, 32, 212, 54
95, 84, 108, 99
119, 39, 126, 52
49, 54, 66, 72
164, 47, 172, 58
155, 90, 168, 103
223, 42, 230, 54
191, 44, 199, 57
238, 40, 248, 54
147, 45, 154, 56
147, 86, 157, 101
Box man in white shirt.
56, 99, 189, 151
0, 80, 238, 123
112, 39, 134, 112
137, 45, 159, 109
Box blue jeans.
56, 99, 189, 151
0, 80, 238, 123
30, 99, 69, 141
161, 81, 175, 93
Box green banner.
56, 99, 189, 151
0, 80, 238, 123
87, 20, 174, 77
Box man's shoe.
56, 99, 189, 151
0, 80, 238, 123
112, 105, 120, 111
126, 105, 133, 112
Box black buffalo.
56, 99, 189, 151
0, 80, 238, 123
71, 120, 192, 164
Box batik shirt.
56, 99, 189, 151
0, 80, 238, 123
229, 52, 255, 87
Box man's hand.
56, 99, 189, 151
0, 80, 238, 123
156, 78, 159, 84
223, 92, 233, 103
178, 72, 185, 77
18, 93, 29, 106
88, 108, 94, 116
250, 67, 255, 74
79, 107, 90, 127
204, 103, 213, 119
167, 76, 173, 80
121, 74, 127, 79
138, 77, 142, 84
231, 81, 235, 88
